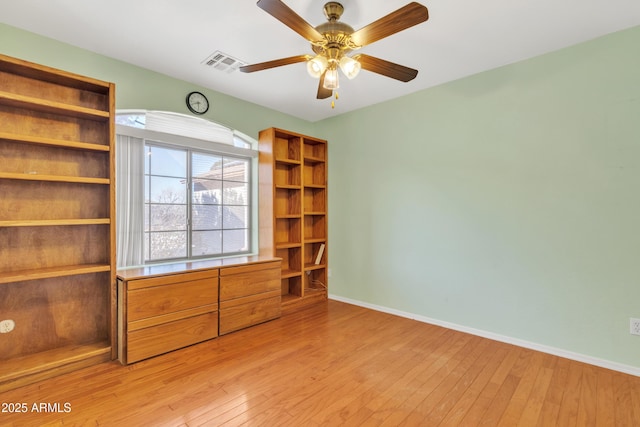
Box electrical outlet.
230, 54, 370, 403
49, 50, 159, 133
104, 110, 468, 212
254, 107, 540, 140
630, 318, 640, 336
0, 319, 15, 333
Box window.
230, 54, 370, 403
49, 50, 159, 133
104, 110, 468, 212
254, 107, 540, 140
116, 111, 257, 267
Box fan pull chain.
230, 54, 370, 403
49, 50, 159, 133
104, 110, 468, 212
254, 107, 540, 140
331, 92, 339, 109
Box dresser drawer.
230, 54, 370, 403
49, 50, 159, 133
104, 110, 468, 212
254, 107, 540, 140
127, 274, 218, 322
126, 269, 218, 290
219, 261, 280, 301
127, 312, 218, 363
219, 294, 281, 335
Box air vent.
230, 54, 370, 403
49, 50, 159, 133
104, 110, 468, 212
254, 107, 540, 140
202, 51, 245, 73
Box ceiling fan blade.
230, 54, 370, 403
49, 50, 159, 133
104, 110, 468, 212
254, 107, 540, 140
317, 71, 333, 99
350, 2, 428, 47
257, 0, 324, 42
354, 54, 418, 82
240, 55, 311, 73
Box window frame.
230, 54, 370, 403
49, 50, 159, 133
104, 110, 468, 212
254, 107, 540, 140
143, 140, 252, 263
115, 111, 258, 267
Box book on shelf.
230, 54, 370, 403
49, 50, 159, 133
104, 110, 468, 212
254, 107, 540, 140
314, 243, 325, 265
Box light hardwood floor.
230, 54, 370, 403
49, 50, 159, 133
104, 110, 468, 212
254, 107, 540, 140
1, 300, 639, 426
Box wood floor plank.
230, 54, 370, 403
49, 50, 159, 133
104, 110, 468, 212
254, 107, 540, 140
595, 368, 616, 427
0, 300, 638, 426
313, 352, 419, 424
497, 351, 546, 426
394, 334, 479, 425
418, 337, 493, 425
536, 356, 570, 426
516, 361, 555, 425
614, 373, 631, 426
437, 343, 511, 426
457, 345, 522, 426
477, 348, 539, 426
576, 365, 598, 426
344, 328, 460, 425
254, 311, 422, 425
358, 331, 473, 425
629, 371, 640, 426
557, 356, 585, 426
311, 327, 446, 425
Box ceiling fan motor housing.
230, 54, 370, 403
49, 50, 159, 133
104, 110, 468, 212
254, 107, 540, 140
312, 2, 355, 61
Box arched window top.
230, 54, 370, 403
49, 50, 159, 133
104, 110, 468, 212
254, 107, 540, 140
116, 110, 255, 150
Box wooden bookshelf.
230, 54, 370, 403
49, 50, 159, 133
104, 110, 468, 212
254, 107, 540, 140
0, 53, 115, 392
259, 128, 327, 311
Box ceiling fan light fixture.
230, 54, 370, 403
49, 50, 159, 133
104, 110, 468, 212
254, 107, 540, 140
244, 0, 429, 102
323, 67, 339, 90
339, 56, 361, 80
307, 55, 328, 78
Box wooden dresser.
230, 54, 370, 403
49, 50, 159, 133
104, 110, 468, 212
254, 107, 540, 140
117, 256, 281, 364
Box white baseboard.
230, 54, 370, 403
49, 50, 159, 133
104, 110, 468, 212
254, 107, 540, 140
329, 294, 640, 377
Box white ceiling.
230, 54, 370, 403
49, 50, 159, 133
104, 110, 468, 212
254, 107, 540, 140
2, 0, 640, 122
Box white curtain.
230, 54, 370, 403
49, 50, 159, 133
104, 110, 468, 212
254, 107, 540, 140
116, 134, 145, 267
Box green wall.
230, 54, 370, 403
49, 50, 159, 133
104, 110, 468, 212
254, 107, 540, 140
319, 25, 640, 369
2, 22, 639, 370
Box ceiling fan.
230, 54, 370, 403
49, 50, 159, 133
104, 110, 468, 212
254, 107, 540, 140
240, 0, 429, 103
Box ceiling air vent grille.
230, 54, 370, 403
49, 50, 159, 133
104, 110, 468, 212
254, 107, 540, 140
202, 51, 245, 73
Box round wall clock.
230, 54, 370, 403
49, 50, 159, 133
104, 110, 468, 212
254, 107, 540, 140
186, 91, 209, 115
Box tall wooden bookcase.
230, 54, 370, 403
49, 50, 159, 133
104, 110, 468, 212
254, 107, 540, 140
259, 128, 328, 310
0, 54, 116, 392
